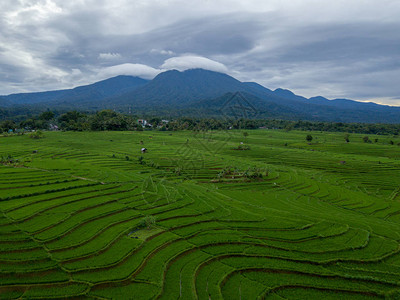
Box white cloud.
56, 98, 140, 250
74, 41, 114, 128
161, 55, 229, 73
94, 55, 230, 82
98, 52, 122, 60
160, 50, 175, 56
98, 63, 161, 79
71, 68, 82, 76
97, 56, 229, 80
150, 49, 175, 56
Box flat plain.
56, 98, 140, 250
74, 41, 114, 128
1, 129, 400, 299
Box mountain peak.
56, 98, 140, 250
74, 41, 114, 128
154, 68, 233, 79
273, 88, 307, 102
274, 88, 295, 95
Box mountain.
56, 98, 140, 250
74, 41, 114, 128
273, 88, 308, 102
1, 69, 400, 123
309, 96, 381, 109
0, 96, 11, 107
105, 69, 251, 108
182, 91, 400, 123
102, 69, 321, 109
1, 75, 149, 107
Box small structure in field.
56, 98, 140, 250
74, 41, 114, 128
141, 148, 147, 153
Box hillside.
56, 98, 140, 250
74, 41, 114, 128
1, 75, 148, 107
0, 97, 11, 107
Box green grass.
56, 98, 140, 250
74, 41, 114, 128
1, 129, 400, 299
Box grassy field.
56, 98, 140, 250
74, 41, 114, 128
1, 129, 400, 299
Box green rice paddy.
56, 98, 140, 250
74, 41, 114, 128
1, 129, 400, 299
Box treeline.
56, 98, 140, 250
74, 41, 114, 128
0, 110, 399, 135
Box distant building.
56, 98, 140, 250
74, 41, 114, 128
50, 124, 59, 131
138, 119, 148, 127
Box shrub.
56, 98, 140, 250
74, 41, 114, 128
236, 145, 250, 150
30, 130, 44, 139
139, 215, 156, 229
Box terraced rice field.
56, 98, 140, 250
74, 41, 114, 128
1, 129, 400, 299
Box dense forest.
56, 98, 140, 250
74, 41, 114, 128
1, 109, 399, 136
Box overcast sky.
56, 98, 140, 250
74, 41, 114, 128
1, 0, 400, 105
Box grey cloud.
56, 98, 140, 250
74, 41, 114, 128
145, 14, 263, 55
225, 20, 400, 102
47, 12, 264, 65
276, 23, 400, 64
0, 1, 400, 105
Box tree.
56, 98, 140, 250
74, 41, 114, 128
362, 136, 370, 143
0, 120, 16, 132
59, 111, 85, 123
138, 156, 144, 164
149, 117, 161, 127
306, 134, 313, 143
39, 111, 55, 121
284, 123, 294, 132
20, 118, 37, 130
30, 130, 44, 139
140, 215, 156, 229
243, 131, 249, 141
58, 111, 88, 131
344, 133, 350, 143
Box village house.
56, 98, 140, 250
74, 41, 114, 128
137, 119, 148, 127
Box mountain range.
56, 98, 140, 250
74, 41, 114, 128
1, 68, 399, 123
